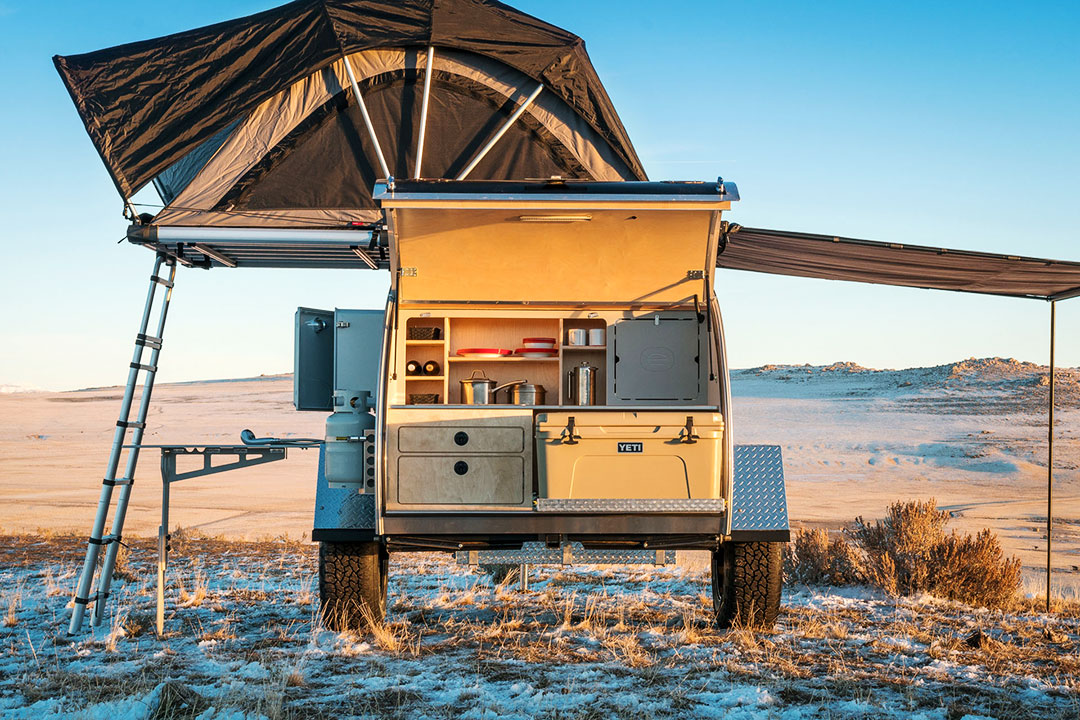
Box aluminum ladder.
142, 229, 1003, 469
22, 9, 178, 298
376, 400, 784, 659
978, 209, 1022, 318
69, 253, 176, 634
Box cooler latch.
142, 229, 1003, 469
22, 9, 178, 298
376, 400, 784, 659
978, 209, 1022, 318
681, 416, 700, 444
563, 416, 581, 445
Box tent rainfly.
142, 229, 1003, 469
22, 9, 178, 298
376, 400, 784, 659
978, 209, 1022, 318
55, 0, 1074, 611
53, 0, 646, 228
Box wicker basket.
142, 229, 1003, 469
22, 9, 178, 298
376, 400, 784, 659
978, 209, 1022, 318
407, 326, 441, 340
408, 393, 440, 405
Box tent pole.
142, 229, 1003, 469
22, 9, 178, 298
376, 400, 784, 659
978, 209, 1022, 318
414, 46, 435, 179
341, 53, 392, 180
457, 83, 543, 180
1046, 300, 1056, 613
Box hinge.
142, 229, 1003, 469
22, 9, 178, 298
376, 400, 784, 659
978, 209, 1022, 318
686, 270, 705, 280
399, 267, 417, 277
336, 321, 350, 329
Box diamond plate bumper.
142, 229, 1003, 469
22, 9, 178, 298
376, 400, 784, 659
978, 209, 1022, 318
455, 541, 675, 566
313, 445, 376, 532
730, 444, 789, 533
535, 498, 725, 513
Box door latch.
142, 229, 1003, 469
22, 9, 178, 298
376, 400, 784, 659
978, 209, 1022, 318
399, 266, 418, 277
686, 270, 705, 280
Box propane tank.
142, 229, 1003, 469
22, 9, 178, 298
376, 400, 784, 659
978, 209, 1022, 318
324, 390, 375, 489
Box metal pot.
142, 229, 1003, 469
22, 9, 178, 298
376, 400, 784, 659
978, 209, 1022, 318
459, 370, 523, 405
503, 381, 546, 406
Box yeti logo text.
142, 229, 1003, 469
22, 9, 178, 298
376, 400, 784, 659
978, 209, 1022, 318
617, 442, 644, 453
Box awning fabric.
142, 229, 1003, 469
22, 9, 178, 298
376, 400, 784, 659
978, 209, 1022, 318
54, 0, 646, 228
717, 226, 1080, 301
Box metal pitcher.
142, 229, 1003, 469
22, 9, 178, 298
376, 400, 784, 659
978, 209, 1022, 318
567, 362, 597, 405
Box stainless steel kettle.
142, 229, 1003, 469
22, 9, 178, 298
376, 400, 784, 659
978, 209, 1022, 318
567, 362, 597, 405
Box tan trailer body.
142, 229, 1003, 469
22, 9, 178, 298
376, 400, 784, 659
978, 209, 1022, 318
370, 182, 735, 531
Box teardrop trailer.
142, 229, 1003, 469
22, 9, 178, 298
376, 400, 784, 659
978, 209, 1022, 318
57, 0, 1080, 635
297, 177, 790, 631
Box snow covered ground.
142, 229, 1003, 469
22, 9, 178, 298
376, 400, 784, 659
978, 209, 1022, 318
0, 534, 1077, 719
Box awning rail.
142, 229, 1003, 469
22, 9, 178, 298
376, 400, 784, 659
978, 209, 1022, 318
128, 225, 387, 270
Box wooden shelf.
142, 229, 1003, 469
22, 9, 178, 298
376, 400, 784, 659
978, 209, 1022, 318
562, 345, 605, 351
405, 375, 445, 381
448, 356, 559, 363
406, 340, 444, 346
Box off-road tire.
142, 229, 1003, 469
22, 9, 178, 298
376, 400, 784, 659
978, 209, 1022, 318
319, 541, 388, 630
711, 541, 783, 629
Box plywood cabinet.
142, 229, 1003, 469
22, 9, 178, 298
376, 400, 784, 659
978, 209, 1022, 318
396, 456, 525, 505
386, 309, 720, 512
386, 407, 533, 510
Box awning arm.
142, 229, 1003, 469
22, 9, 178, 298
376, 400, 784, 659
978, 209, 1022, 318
1049, 286, 1080, 302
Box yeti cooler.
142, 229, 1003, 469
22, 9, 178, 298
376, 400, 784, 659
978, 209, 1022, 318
535, 411, 724, 499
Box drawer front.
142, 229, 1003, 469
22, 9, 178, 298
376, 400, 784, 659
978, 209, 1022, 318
398, 425, 524, 454
396, 455, 525, 505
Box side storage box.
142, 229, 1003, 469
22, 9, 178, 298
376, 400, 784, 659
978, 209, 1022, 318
535, 411, 723, 499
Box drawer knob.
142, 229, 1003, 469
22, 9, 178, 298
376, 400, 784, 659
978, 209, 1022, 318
454, 461, 469, 475
454, 431, 470, 446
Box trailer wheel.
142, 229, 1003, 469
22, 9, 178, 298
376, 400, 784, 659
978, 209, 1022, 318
711, 541, 782, 629
319, 541, 388, 630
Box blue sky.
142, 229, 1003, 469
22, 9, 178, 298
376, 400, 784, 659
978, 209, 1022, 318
1, 1, 1078, 390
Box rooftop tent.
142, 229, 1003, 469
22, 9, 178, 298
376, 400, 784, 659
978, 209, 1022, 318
54, 0, 647, 228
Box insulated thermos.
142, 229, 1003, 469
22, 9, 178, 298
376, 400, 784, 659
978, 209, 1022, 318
567, 362, 598, 405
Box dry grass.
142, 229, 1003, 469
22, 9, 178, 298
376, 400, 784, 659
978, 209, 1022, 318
196, 616, 237, 642
787, 499, 1022, 608
178, 568, 208, 608
3, 580, 23, 627
358, 601, 421, 656
3, 534, 1079, 718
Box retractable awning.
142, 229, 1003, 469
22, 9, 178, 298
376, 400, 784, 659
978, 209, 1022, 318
717, 222, 1077, 612
717, 226, 1080, 301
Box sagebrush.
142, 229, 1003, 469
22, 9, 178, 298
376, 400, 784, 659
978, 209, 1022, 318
785, 499, 1021, 608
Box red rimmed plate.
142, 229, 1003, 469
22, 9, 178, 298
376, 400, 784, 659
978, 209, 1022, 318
456, 348, 512, 358
514, 347, 559, 358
